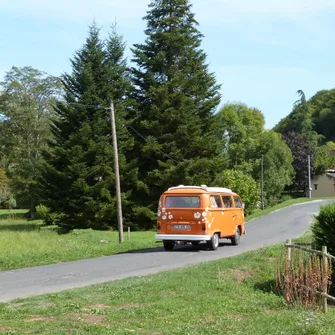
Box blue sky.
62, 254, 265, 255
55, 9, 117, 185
1, 0, 335, 129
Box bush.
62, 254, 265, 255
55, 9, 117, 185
36, 204, 58, 226
311, 203, 335, 256
214, 169, 258, 216
312, 203, 335, 292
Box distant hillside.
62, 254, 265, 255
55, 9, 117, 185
274, 88, 335, 142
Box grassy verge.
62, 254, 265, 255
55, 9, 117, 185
0, 209, 27, 220
0, 236, 334, 334
0, 218, 159, 271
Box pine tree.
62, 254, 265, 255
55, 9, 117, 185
42, 24, 136, 230
130, 0, 221, 225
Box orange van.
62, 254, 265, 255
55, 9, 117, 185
155, 185, 245, 251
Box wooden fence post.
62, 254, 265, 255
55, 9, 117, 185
128, 226, 130, 241
322, 246, 328, 314
286, 239, 292, 262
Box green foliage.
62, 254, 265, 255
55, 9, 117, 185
311, 203, 335, 256
313, 141, 335, 174
0, 168, 11, 206
214, 169, 258, 215
36, 204, 57, 226
216, 103, 264, 168
0, 168, 9, 188
42, 24, 136, 231
282, 132, 314, 194
216, 103, 294, 207
257, 130, 294, 205
275, 90, 321, 145
309, 88, 335, 142
0, 66, 62, 212
130, 0, 222, 227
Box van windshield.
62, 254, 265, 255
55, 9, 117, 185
165, 196, 200, 208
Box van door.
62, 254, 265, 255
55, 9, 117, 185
160, 194, 203, 235
208, 195, 224, 235
233, 195, 244, 233
220, 195, 235, 237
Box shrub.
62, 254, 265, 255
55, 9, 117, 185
36, 204, 58, 226
280, 194, 293, 203
214, 170, 258, 216
312, 203, 335, 292
311, 203, 335, 256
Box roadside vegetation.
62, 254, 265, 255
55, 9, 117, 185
0, 215, 159, 271
0, 232, 334, 335
0, 197, 332, 272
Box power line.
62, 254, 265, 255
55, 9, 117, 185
62, 101, 179, 164
126, 124, 178, 164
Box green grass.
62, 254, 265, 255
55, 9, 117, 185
0, 208, 27, 220
0, 237, 334, 334
0, 217, 159, 271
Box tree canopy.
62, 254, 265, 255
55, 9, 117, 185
129, 0, 222, 226
42, 24, 136, 230
0, 66, 62, 215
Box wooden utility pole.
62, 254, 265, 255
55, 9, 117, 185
261, 154, 264, 210
308, 155, 312, 199
108, 100, 123, 243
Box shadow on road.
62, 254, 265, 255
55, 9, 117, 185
126, 240, 234, 254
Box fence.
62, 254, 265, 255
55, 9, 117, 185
285, 238, 335, 313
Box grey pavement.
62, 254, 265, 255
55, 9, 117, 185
0, 199, 332, 302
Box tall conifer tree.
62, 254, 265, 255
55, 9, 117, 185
43, 24, 135, 230
130, 0, 221, 224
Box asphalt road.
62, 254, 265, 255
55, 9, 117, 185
0, 200, 331, 302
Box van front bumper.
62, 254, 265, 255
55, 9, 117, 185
155, 234, 211, 241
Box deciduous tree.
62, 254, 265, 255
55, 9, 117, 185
0, 66, 62, 215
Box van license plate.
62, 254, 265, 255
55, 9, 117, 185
173, 224, 190, 230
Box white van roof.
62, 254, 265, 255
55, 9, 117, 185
167, 185, 233, 194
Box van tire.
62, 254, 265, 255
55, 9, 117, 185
207, 233, 219, 250
163, 240, 175, 251
231, 227, 241, 246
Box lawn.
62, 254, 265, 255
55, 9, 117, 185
0, 219, 159, 271
0, 233, 334, 335
0, 197, 332, 271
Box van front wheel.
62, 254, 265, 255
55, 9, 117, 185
207, 233, 219, 250
163, 240, 175, 251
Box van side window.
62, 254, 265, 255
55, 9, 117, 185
210, 195, 222, 208
222, 196, 233, 208
234, 196, 242, 208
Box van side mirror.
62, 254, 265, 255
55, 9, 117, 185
242, 203, 245, 209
